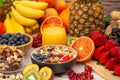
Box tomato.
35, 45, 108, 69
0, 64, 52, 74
0, 21, 5, 34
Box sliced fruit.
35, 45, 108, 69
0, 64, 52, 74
23, 70, 41, 80
40, 16, 63, 33
67, 37, 78, 46
22, 64, 39, 74
72, 36, 95, 62
39, 66, 54, 80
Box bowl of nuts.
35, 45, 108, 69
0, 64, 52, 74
31, 45, 77, 74
0, 33, 33, 54
0, 45, 25, 73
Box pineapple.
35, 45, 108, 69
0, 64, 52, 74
69, 0, 105, 37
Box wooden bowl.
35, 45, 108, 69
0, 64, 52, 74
15, 33, 33, 54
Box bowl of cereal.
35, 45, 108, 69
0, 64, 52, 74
31, 45, 77, 74
0, 45, 25, 73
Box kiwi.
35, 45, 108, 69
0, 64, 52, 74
22, 64, 39, 75
23, 70, 41, 80
39, 66, 54, 80
67, 37, 78, 46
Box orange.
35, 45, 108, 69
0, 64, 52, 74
59, 9, 69, 32
43, 8, 58, 20
40, 16, 63, 33
72, 36, 95, 62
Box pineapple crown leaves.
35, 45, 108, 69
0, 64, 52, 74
0, 0, 9, 7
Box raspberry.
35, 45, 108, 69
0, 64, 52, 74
99, 51, 111, 65
93, 46, 106, 60
90, 30, 108, 47
105, 58, 118, 70
114, 64, 120, 76
105, 40, 118, 51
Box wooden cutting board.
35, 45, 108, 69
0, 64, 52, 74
85, 60, 120, 80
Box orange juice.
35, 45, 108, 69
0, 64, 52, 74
42, 25, 66, 45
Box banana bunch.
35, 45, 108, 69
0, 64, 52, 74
4, 0, 48, 34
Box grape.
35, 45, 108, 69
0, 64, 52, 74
32, 34, 42, 48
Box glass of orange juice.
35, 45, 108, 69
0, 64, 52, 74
42, 25, 66, 46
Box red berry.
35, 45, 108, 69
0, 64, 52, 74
105, 58, 118, 70
60, 55, 70, 62
99, 51, 111, 65
114, 64, 120, 76
93, 46, 106, 60
84, 65, 92, 73
90, 30, 108, 47
105, 40, 118, 51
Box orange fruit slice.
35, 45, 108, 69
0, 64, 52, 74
72, 36, 95, 62
40, 16, 63, 33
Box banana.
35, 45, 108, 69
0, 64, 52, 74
30, 23, 39, 32
11, 16, 25, 34
14, 3, 45, 19
11, 7, 37, 26
14, 1, 48, 10
24, 27, 33, 34
4, 14, 15, 33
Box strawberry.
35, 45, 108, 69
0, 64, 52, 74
105, 40, 118, 51
90, 30, 108, 47
111, 46, 119, 56
60, 55, 70, 62
99, 51, 111, 65
105, 58, 118, 70
114, 64, 120, 76
93, 46, 106, 60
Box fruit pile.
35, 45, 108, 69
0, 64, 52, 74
68, 65, 94, 80
22, 64, 54, 80
91, 30, 120, 76
0, 33, 30, 46
32, 45, 76, 63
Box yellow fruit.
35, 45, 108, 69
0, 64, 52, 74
22, 64, 39, 75
39, 66, 54, 80
11, 16, 25, 33
11, 7, 37, 26
14, 3, 45, 19
4, 14, 15, 33
24, 27, 33, 34
14, 1, 48, 10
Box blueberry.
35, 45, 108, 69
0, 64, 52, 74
2, 39, 7, 44
20, 38, 24, 42
12, 37, 18, 42
16, 41, 21, 45
47, 54, 51, 58
5, 34, 12, 39
8, 37, 13, 41
16, 33, 22, 39
24, 36, 30, 43
20, 41, 25, 45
